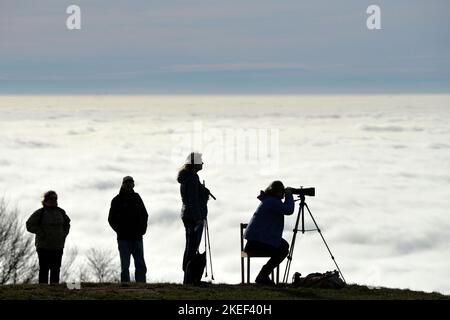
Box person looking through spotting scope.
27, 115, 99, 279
244, 181, 295, 285
177, 152, 211, 284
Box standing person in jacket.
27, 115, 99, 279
177, 152, 210, 284
108, 176, 149, 283
244, 181, 295, 285
26, 191, 71, 284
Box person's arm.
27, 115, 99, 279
282, 192, 295, 215
108, 198, 119, 232
201, 185, 210, 202
199, 184, 210, 220
137, 194, 149, 235
26, 209, 43, 234
62, 210, 71, 237
269, 192, 295, 216
182, 175, 202, 222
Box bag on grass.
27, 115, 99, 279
292, 270, 345, 289
184, 251, 206, 285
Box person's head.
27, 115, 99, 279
42, 190, 58, 207
183, 152, 203, 172
264, 181, 285, 199
121, 176, 135, 192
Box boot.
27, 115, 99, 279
255, 265, 275, 286
183, 270, 192, 285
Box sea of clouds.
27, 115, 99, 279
0, 95, 449, 294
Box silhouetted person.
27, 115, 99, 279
26, 191, 71, 284
244, 181, 294, 285
177, 152, 210, 284
108, 176, 148, 283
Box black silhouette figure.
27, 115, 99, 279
26, 191, 71, 284
108, 176, 149, 283
177, 152, 210, 284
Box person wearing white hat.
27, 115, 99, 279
177, 152, 210, 284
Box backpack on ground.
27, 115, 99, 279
292, 270, 345, 289
184, 251, 206, 285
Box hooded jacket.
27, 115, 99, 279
177, 168, 209, 222
244, 191, 295, 248
26, 207, 71, 250
108, 189, 149, 241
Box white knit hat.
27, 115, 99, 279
185, 152, 203, 165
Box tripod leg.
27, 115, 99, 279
206, 220, 214, 280
304, 203, 346, 283
283, 202, 303, 283
241, 257, 244, 284
204, 220, 208, 277
247, 258, 250, 283
283, 241, 294, 283
276, 266, 279, 284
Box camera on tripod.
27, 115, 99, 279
289, 187, 315, 197
283, 185, 346, 285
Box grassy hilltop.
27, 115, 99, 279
0, 283, 448, 300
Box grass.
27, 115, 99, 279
0, 282, 448, 300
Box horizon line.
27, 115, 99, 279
1, 92, 450, 96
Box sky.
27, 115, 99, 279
1, 0, 449, 93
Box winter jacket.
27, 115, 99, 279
177, 169, 209, 223
26, 207, 71, 250
108, 189, 149, 241
244, 191, 295, 248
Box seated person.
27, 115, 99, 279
244, 181, 295, 285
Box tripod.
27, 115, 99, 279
203, 218, 215, 281
282, 195, 346, 284
202, 180, 215, 281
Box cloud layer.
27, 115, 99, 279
0, 94, 449, 293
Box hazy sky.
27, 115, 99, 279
1, 0, 449, 93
